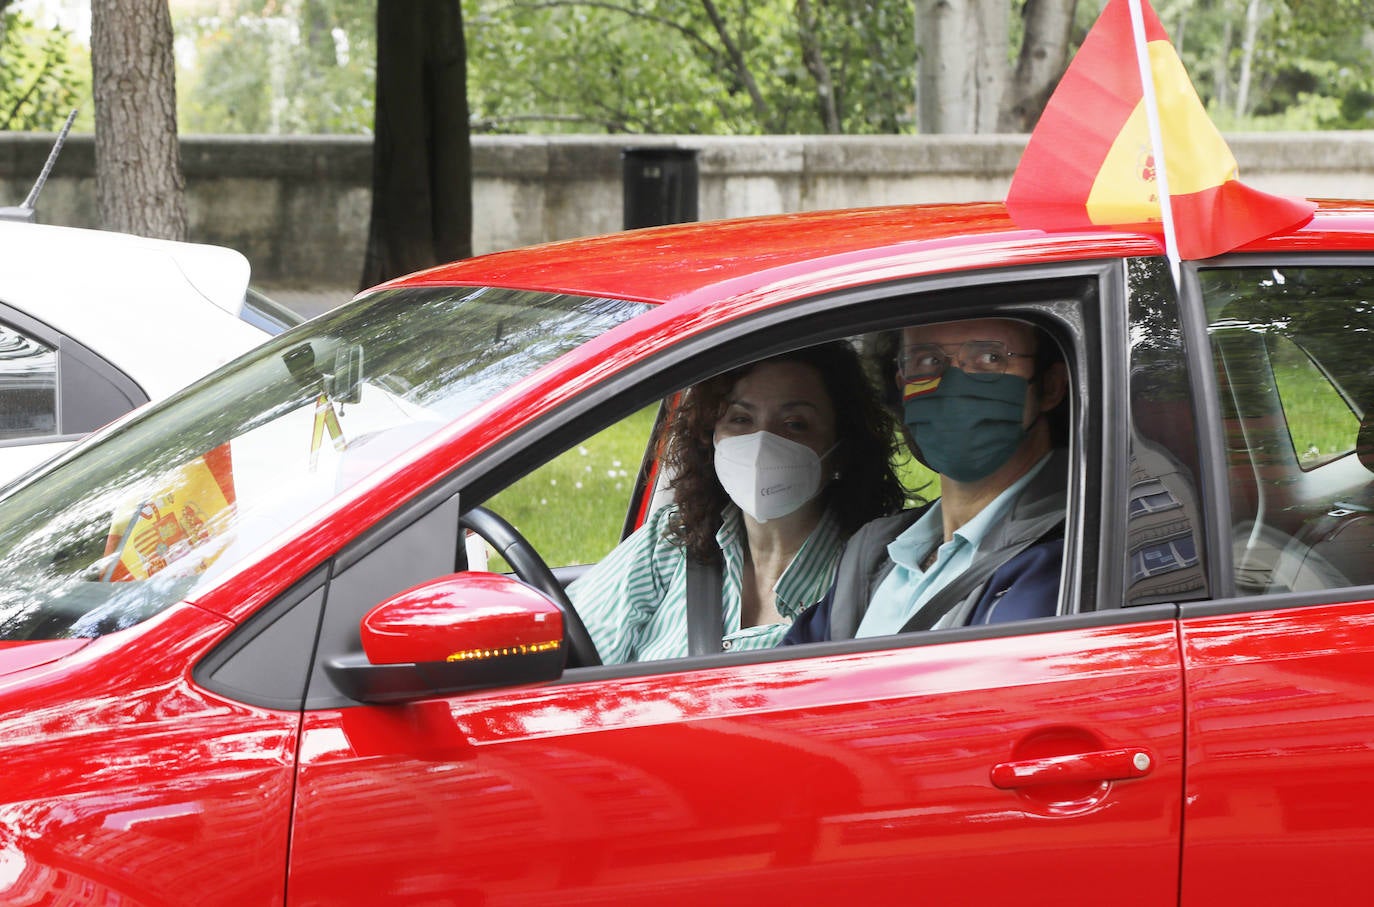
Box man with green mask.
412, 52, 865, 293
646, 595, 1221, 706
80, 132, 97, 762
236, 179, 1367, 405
783, 317, 1069, 643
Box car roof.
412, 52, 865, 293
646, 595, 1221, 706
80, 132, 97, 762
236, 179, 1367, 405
378, 200, 1374, 308
0, 221, 271, 398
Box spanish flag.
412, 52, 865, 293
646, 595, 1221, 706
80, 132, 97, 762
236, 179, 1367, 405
901, 376, 942, 401
103, 443, 237, 582
1005, 0, 1315, 260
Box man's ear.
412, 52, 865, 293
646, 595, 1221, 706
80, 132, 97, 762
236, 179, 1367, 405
1038, 361, 1069, 412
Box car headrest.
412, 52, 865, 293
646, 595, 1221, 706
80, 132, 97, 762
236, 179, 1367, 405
1358, 414, 1374, 473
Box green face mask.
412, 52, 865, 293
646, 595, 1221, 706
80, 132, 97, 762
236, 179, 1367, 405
902, 368, 1029, 483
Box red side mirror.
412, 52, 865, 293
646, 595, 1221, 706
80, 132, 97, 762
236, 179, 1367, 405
326, 572, 566, 703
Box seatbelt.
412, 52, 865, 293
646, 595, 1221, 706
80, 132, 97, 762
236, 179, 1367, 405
685, 557, 724, 655
899, 516, 1063, 633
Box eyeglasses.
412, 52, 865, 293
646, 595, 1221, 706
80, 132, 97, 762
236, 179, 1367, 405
897, 340, 1033, 383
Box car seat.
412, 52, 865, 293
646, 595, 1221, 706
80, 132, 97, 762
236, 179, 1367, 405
1267, 413, 1374, 593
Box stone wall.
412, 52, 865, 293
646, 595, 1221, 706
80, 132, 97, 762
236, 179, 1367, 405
3, 131, 1373, 288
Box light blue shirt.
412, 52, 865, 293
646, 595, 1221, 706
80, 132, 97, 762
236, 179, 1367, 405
856, 455, 1050, 637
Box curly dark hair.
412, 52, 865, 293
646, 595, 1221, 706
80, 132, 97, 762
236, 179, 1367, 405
661, 341, 910, 564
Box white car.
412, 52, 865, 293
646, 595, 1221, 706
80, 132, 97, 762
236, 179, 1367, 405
0, 221, 300, 481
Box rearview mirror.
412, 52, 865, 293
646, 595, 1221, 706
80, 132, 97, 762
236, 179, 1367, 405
325, 572, 565, 704
327, 345, 364, 404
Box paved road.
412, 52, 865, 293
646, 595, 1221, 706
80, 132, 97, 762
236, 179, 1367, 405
258, 284, 355, 321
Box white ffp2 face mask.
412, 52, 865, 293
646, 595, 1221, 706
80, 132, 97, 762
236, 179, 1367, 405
713, 431, 825, 522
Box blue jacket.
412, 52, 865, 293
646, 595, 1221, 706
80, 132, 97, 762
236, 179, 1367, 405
783, 448, 1068, 645
782, 537, 1063, 644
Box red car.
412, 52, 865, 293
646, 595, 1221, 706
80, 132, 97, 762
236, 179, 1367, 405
2, 201, 1374, 904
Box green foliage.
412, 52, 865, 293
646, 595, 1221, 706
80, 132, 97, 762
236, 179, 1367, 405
161, 0, 1372, 136
463, 0, 914, 134
1155, 0, 1374, 130
0, 10, 88, 131
175, 0, 376, 134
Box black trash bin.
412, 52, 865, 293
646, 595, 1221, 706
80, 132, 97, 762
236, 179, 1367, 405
621, 147, 699, 230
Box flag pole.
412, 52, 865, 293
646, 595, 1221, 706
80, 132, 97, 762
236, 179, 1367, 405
1127, 0, 1182, 285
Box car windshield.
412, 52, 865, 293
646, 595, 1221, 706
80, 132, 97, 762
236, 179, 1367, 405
0, 285, 647, 641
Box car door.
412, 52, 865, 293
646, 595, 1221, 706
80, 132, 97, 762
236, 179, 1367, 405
284, 266, 1189, 905
1178, 259, 1374, 905
289, 622, 1184, 905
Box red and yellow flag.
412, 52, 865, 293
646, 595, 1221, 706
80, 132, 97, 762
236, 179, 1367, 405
103, 443, 237, 582
901, 376, 942, 402
1005, 0, 1315, 260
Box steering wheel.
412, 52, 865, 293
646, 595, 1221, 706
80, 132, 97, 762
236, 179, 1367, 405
459, 506, 602, 668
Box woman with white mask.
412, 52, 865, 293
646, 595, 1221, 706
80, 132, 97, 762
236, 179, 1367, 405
569, 341, 908, 663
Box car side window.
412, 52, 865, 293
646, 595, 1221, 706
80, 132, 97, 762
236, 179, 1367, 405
0, 320, 57, 441
1269, 332, 1360, 470
1202, 264, 1374, 594
499, 304, 1083, 668
478, 404, 661, 571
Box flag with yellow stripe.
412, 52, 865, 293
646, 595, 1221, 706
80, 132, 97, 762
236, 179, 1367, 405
104, 443, 237, 582
1006, 0, 1315, 260
901, 376, 942, 402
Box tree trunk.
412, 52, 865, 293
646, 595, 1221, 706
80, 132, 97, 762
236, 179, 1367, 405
796, 0, 841, 133
998, 0, 1077, 132
915, 0, 1008, 133
90, 0, 186, 240
1234, 0, 1265, 119
1212, 0, 1234, 114
360, 0, 472, 290
698, 0, 772, 128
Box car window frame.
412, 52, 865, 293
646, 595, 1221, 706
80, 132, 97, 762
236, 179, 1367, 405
227, 258, 1135, 707
0, 311, 59, 442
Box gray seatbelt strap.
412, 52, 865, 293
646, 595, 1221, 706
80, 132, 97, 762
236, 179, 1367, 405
900, 515, 1063, 633
685, 558, 724, 655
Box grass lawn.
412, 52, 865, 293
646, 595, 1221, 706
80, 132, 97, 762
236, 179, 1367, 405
1272, 357, 1360, 465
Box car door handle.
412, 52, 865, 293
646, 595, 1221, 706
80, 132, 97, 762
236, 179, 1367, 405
990, 747, 1155, 789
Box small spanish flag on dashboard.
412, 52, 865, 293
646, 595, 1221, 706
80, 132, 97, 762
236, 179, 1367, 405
1005, 0, 1315, 260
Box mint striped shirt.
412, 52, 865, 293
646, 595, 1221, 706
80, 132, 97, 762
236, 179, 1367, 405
568, 504, 846, 663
